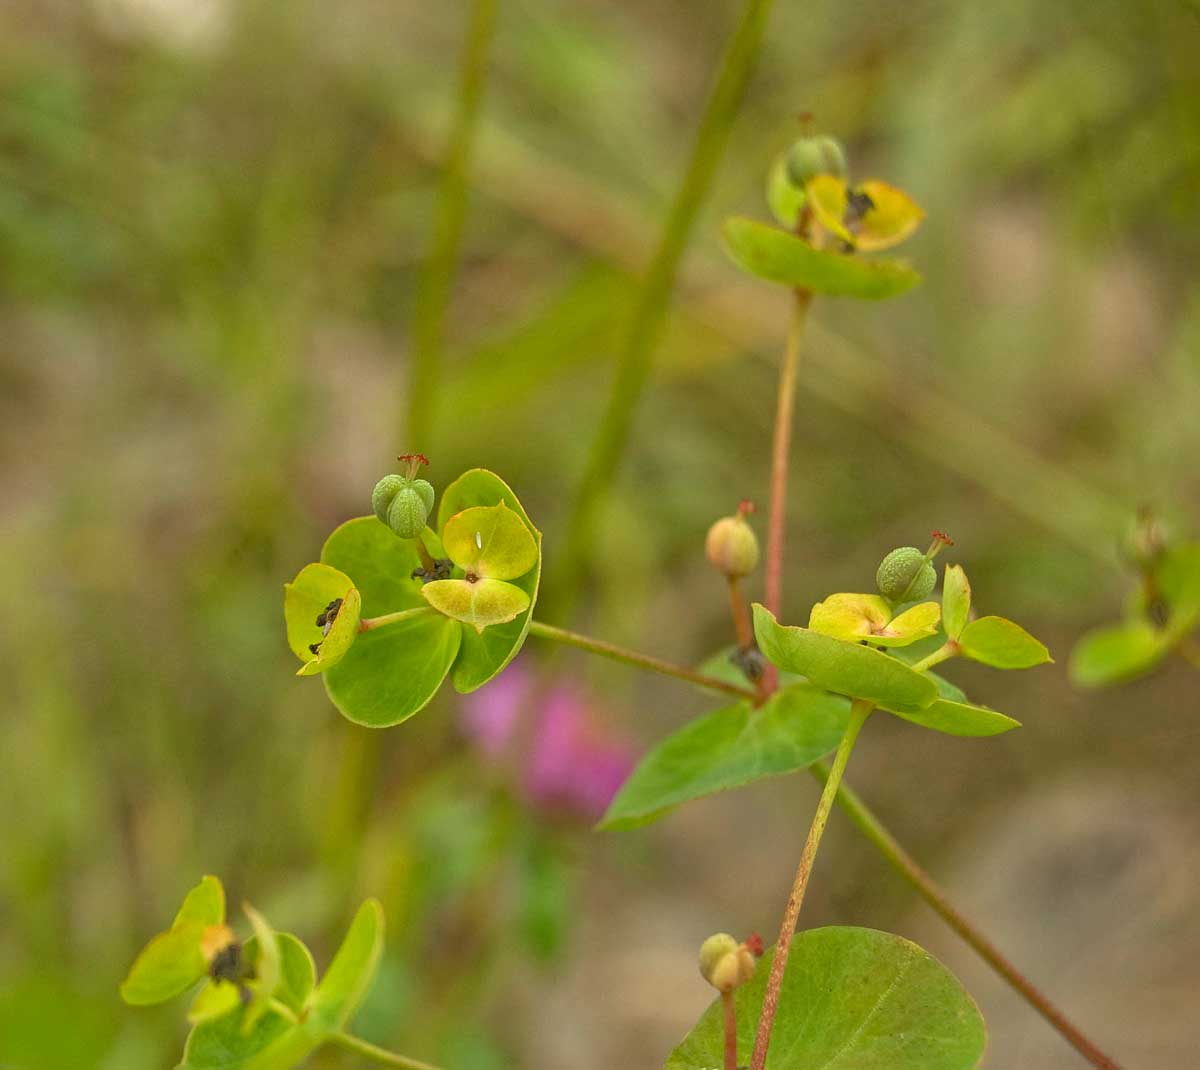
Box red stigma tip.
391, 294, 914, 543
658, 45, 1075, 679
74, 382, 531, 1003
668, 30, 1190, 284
738, 500, 756, 516
398, 453, 429, 468
931, 530, 953, 546
744, 932, 764, 957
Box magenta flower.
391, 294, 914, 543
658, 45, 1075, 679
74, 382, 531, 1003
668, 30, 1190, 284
460, 660, 635, 819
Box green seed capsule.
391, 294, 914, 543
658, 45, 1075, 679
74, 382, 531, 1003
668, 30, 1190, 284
372, 468, 435, 539
876, 546, 936, 603
785, 135, 847, 187
706, 508, 760, 579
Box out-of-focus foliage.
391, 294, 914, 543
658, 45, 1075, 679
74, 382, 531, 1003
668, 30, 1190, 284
2, 1, 1199, 1067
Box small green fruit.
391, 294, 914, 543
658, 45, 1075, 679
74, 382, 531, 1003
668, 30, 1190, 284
877, 546, 936, 602
698, 933, 756, 992
387, 483, 433, 538
706, 504, 760, 579
786, 135, 847, 187
372, 454, 436, 539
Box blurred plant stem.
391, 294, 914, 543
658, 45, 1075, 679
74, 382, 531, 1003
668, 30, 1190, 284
751, 700, 872, 1070
812, 767, 1123, 1070
762, 290, 811, 691
548, 0, 778, 617
330, 1032, 443, 1070
527, 620, 758, 700
407, 0, 498, 454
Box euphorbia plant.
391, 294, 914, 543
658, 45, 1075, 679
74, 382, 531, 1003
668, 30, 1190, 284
122, 132, 1124, 1070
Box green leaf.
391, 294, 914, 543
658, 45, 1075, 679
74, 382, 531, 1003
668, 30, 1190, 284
958, 615, 1051, 669
808, 593, 940, 648
320, 518, 460, 726
174, 876, 226, 929
323, 612, 461, 727
441, 503, 538, 580
882, 698, 1020, 737
1069, 620, 1170, 688
310, 899, 385, 1030
766, 152, 805, 228
600, 684, 850, 829
721, 217, 921, 299
120, 922, 208, 1006
421, 577, 531, 634
436, 469, 543, 693
1159, 541, 1200, 634
178, 1003, 311, 1070
284, 563, 362, 677
754, 605, 937, 712
667, 928, 985, 1070
942, 565, 971, 641
928, 670, 968, 704
321, 517, 426, 616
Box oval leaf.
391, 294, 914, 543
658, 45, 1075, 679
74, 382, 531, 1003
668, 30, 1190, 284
666, 927, 985, 1070
958, 616, 1051, 669
179, 1003, 308, 1070
722, 216, 921, 299
321, 517, 426, 615
241, 905, 281, 1032
600, 684, 850, 829
174, 876, 226, 929
882, 698, 1020, 737
442, 503, 538, 580
1069, 620, 1170, 688
120, 922, 208, 1006
323, 612, 461, 728
809, 593, 939, 648
284, 563, 361, 675
942, 565, 971, 641
421, 577, 530, 634
754, 604, 937, 712
310, 899, 384, 1030
437, 469, 543, 693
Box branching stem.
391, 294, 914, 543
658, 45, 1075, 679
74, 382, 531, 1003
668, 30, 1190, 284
330, 1032, 444, 1070
910, 642, 957, 674
526, 620, 757, 701
360, 606, 436, 631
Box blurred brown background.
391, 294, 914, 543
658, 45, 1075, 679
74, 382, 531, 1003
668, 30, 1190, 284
1, 1, 1198, 1067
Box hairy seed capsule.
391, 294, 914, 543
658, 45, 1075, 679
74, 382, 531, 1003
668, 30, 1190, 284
876, 546, 936, 603
785, 135, 847, 187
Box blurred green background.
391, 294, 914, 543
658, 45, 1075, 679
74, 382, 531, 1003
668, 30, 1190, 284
2, 1, 1198, 1067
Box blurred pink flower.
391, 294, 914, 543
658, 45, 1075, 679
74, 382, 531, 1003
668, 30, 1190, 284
460, 660, 636, 820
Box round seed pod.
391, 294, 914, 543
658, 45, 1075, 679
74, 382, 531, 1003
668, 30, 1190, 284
706, 511, 760, 579
786, 135, 847, 187
876, 546, 936, 603
372, 474, 406, 525
699, 933, 757, 993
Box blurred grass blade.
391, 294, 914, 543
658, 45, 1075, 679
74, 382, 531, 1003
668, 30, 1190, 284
408, 0, 498, 453
550, 0, 778, 615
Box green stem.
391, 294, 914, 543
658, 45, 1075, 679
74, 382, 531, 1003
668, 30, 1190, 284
812, 768, 1123, 1070
360, 606, 437, 631
721, 989, 738, 1070
527, 620, 758, 701
910, 642, 957, 674
750, 699, 873, 1070
407, 0, 497, 452
329, 1032, 444, 1070
551, 0, 777, 616
763, 291, 813, 670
